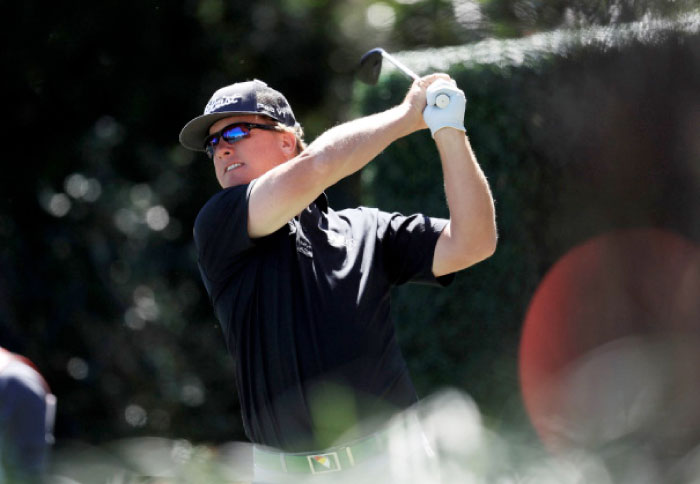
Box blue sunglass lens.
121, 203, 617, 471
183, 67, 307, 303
221, 125, 249, 142
205, 124, 254, 157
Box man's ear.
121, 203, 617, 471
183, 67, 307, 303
279, 131, 297, 157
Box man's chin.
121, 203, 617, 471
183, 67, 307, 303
220, 173, 248, 189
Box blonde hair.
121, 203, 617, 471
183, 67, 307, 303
275, 122, 307, 155
251, 114, 306, 154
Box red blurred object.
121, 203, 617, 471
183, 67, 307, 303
519, 228, 700, 451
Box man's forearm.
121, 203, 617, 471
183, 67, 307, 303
299, 103, 415, 186
248, 104, 418, 238
432, 129, 497, 276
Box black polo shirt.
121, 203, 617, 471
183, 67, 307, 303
194, 181, 452, 451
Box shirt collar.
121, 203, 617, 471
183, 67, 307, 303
313, 192, 329, 213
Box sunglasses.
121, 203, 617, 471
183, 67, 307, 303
204, 122, 281, 158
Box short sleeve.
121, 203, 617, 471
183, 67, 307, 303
377, 211, 454, 287
193, 182, 255, 283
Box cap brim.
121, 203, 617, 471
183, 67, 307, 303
179, 111, 272, 152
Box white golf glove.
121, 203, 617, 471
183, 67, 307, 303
423, 79, 467, 137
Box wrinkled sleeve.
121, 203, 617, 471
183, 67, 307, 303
377, 211, 455, 287
193, 182, 255, 284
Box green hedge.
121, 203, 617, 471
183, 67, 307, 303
352, 16, 700, 425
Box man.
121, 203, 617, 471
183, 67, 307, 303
0, 347, 56, 483
179, 74, 496, 482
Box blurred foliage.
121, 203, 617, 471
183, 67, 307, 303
0, 0, 698, 454
1, 0, 349, 444
355, 23, 700, 427
480, 0, 700, 36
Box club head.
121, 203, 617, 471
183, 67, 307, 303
357, 48, 385, 85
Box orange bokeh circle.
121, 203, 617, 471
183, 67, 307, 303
519, 228, 700, 451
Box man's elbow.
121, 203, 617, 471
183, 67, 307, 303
434, 221, 497, 276
459, 225, 498, 268
470, 231, 498, 264
480, 225, 498, 259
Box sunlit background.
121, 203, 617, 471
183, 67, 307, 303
2, 0, 699, 482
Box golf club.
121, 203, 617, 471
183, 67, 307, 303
358, 48, 450, 108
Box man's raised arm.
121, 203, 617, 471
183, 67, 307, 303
247, 74, 452, 239
424, 80, 498, 277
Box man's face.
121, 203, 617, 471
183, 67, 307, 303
207, 114, 294, 189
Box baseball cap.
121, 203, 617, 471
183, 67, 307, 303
179, 79, 298, 152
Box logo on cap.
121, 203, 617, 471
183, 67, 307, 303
205, 95, 243, 115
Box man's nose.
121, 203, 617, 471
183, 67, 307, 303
215, 141, 234, 158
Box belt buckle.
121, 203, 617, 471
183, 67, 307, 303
307, 451, 341, 474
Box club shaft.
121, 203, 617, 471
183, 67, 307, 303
381, 51, 419, 81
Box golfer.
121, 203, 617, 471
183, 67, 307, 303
180, 75, 496, 482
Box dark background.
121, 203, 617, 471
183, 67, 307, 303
1, 0, 698, 457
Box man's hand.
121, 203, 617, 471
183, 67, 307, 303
401, 74, 452, 134
423, 80, 467, 137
